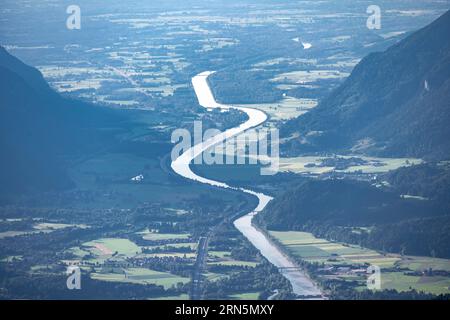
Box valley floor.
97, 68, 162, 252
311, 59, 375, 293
267, 230, 450, 296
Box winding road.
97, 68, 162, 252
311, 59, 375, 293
171, 71, 323, 298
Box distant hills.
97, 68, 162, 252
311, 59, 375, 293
0, 47, 120, 196
282, 10, 450, 160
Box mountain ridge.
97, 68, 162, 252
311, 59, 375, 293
0, 47, 120, 197
282, 10, 450, 160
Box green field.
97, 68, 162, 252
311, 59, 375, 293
382, 272, 450, 295
145, 242, 198, 250
207, 249, 258, 267
278, 155, 422, 175
67, 246, 91, 259
91, 267, 190, 289
64, 236, 196, 296
83, 238, 141, 257
209, 260, 258, 267
229, 292, 260, 300
269, 230, 450, 295
0, 256, 23, 263
152, 294, 190, 300
204, 272, 228, 282
236, 96, 318, 121
137, 253, 196, 259
268, 231, 395, 266
397, 257, 450, 273
208, 251, 230, 259
0, 222, 88, 239
0, 231, 29, 239
138, 229, 191, 241
206, 249, 259, 289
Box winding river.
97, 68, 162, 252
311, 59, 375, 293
171, 71, 323, 298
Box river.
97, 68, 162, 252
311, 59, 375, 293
171, 71, 323, 298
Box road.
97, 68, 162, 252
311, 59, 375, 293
190, 236, 209, 300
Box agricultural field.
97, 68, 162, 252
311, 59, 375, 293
236, 96, 318, 121
269, 231, 450, 295
144, 242, 198, 250
0, 256, 23, 263
83, 238, 141, 257
229, 292, 260, 300
278, 155, 423, 175
139, 230, 191, 242
136, 232, 197, 260
64, 235, 196, 293
153, 294, 190, 300
194, 154, 423, 186
0, 221, 88, 240
208, 250, 258, 268
381, 272, 450, 295
203, 249, 260, 288
269, 231, 398, 267
271, 70, 350, 85
91, 267, 190, 289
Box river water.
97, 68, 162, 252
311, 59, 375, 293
171, 71, 323, 298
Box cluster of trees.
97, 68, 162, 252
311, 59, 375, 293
128, 256, 193, 278
142, 245, 193, 254
258, 178, 443, 226
209, 70, 283, 104
363, 216, 450, 258
326, 283, 450, 300
387, 162, 450, 210
203, 261, 294, 300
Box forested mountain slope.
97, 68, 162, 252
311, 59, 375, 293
0, 47, 120, 196
282, 10, 450, 160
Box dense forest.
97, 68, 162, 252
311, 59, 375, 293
0, 47, 126, 196
387, 162, 450, 210
209, 69, 283, 104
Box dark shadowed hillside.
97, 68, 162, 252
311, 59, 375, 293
0, 47, 121, 196
282, 10, 450, 160
257, 179, 445, 228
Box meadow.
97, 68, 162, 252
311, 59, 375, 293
269, 230, 450, 295
64, 235, 194, 293
91, 267, 190, 289
236, 96, 318, 121
278, 156, 423, 175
